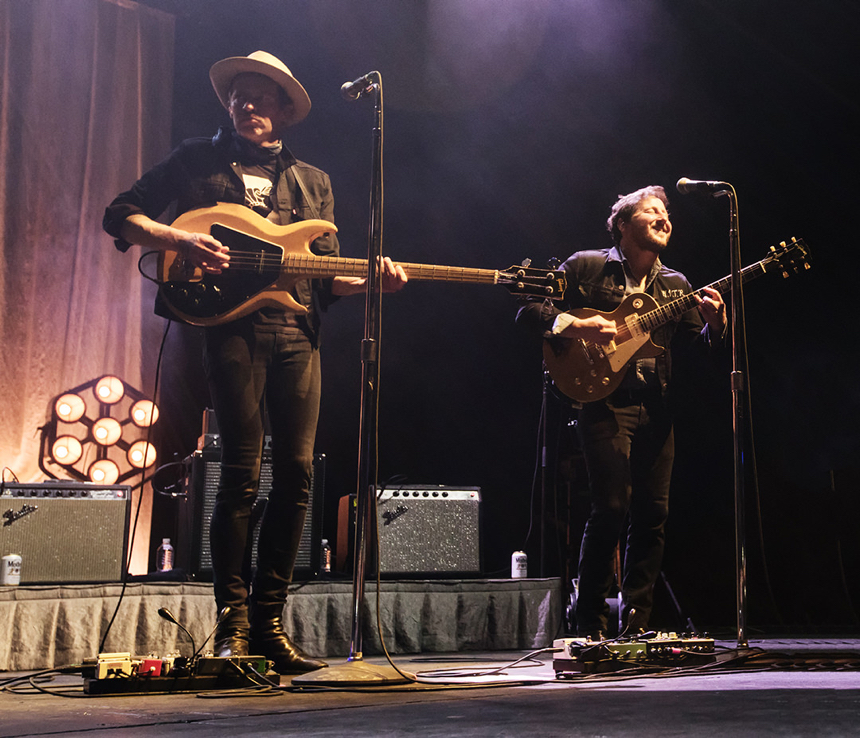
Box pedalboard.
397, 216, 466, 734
82, 652, 273, 695
553, 633, 716, 677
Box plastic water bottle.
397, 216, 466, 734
156, 538, 174, 572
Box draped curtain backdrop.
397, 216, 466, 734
0, 0, 174, 573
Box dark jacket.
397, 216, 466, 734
103, 127, 339, 344
517, 245, 714, 398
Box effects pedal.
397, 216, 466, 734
82, 652, 272, 694
553, 632, 716, 677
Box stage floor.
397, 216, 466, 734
1, 639, 859, 737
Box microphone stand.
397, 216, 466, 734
294, 72, 407, 686
539, 367, 550, 578
725, 188, 749, 649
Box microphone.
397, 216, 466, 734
157, 606, 197, 658
341, 72, 376, 101
676, 177, 731, 195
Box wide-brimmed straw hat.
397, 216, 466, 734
209, 50, 311, 126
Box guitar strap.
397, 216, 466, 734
285, 164, 320, 220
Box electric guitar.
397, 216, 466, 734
543, 238, 810, 403
156, 203, 567, 326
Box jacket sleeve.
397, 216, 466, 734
102, 147, 189, 252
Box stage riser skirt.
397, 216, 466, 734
0, 579, 561, 671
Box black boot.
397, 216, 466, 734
209, 493, 257, 658
213, 605, 251, 658
250, 604, 327, 674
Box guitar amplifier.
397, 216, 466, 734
337, 485, 482, 577
0, 482, 130, 583
177, 442, 325, 580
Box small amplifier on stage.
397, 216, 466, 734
337, 485, 482, 577
0, 481, 131, 584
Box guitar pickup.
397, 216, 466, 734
625, 313, 648, 340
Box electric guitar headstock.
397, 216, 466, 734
765, 237, 811, 277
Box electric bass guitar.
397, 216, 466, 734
543, 238, 810, 403
156, 203, 567, 326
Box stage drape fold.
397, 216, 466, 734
0, 0, 175, 573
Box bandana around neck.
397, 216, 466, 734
232, 130, 283, 163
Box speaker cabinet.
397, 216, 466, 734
0, 482, 130, 583
178, 445, 325, 580
338, 485, 482, 577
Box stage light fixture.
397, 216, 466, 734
55, 393, 86, 422
51, 436, 83, 465
127, 441, 157, 469
88, 458, 120, 485
130, 400, 159, 427
92, 417, 123, 446
95, 375, 124, 404
40, 376, 160, 484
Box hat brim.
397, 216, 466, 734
209, 56, 311, 127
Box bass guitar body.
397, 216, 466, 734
158, 204, 336, 326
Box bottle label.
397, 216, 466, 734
1, 554, 22, 585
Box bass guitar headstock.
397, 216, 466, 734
498, 263, 567, 300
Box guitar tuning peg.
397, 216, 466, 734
521, 258, 532, 268
547, 256, 560, 269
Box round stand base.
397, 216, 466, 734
291, 659, 413, 686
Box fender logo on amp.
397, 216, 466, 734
2, 504, 38, 527
381, 505, 408, 526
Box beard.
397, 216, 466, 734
637, 228, 670, 254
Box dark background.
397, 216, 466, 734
138, 0, 859, 636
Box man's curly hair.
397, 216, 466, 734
606, 186, 669, 245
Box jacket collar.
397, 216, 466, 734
212, 126, 297, 168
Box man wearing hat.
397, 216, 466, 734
104, 51, 407, 674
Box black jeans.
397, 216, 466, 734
574, 391, 674, 634
203, 319, 321, 612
